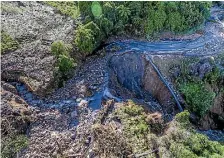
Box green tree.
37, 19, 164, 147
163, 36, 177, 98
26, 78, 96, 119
58, 54, 75, 73
78, 1, 92, 16
51, 41, 71, 57
75, 25, 95, 54
116, 5, 131, 23
180, 82, 216, 117
103, 2, 117, 23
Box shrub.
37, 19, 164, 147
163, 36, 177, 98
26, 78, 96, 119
97, 17, 113, 37
78, 1, 92, 17
45, 1, 79, 19
179, 2, 211, 31
75, 25, 95, 54
185, 133, 224, 157
116, 5, 131, 23
180, 82, 216, 117
123, 100, 144, 116
166, 11, 184, 32
116, 100, 149, 138
175, 110, 191, 128
51, 41, 71, 57
57, 54, 75, 74
75, 22, 104, 54
204, 67, 223, 84
1, 31, 19, 53
84, 21, 103, 43
1, 134, 28, 158
170, 143, 197, 158
51, 41, 75, 85
103, 2, 117, 23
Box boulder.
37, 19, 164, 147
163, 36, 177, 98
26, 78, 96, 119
1, 83, 32, 135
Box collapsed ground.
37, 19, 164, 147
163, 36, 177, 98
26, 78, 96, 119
1, 1, 224, 158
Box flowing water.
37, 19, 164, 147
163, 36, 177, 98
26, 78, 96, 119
14, 7, 224, 142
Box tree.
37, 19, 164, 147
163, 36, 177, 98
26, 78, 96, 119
117, 5, 131, 23
75, 25, 95, 54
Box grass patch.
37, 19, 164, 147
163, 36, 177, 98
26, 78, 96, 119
45, 1, 79, 19
1, 31, 19, 54
1, 134, 28, 158
1, 3, 23, 14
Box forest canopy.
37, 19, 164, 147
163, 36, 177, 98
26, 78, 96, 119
75, 1, 212, 53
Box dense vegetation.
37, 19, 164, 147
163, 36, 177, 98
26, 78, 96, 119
75, 1, 212, 53
180, 82, 215, 117
51, 41, 76, 87
108, 101, 224, 157
176, 56, 224, 118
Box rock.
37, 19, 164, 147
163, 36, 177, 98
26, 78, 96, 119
76, 98, 82, 102
1, 1, 75, 97
1, 81, 18, 94
1, 84, 32, 135
189, 58, 213, 79
199, 91, 224, 130
78, 100, 88, 108
71, 111, 78, 118
76, 81, 92, 97
71, 134, 76, 140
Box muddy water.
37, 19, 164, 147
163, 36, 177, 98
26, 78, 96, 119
14, 8, 224, 141
16, 6, 224, 112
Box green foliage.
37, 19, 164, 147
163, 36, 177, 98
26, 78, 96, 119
46, 1, 79, 19
103, 2, 117, 23
175, 110, 191, 128
75, 1, 211, 54
180, 82, 215, 117
160, 122, 224, 158
58, 54, 75, 73
1, 31, 19, 54
97, 17, 114, 36
204, 67, 223, 84
78, 1, 92, 17
51, 41, 71, 57
112, 101, 224, 157
185, 133, 224, 157
51, 41, 75, 85
116, 100, 149, 137
145, 2, 211, 35
123, 100, 144, 116
75, 25, 96, 54
166, 11, 184, 32
84, 21, 104, 43
170, 143, 198, 158
1, 134, 28, 158
117, 5, 131, 23
75, 21, 104, 54
114, 100, 151, 153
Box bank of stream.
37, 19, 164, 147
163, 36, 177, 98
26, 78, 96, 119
13, 7, 224, 142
